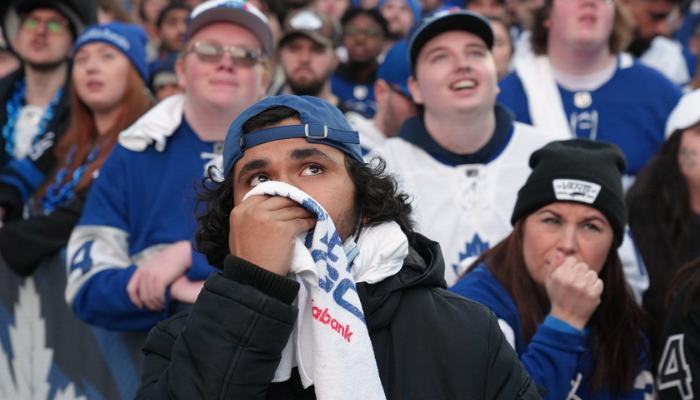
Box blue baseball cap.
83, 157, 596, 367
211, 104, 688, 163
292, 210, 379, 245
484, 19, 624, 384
185, 0, 273, 56
74, 22, 149, 83
407, 8, 494, 68
377, 40, 411, 98
223, 95, 363, 177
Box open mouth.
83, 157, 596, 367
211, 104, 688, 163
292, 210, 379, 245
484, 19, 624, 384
451, 79, 477, 91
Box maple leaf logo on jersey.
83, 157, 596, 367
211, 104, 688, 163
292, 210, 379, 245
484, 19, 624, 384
452, 234, 490, 274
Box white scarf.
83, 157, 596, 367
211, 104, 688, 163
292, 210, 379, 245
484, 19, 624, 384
243, 181, 408, 399
514, 55, 572, 137
118, 93, 185, 152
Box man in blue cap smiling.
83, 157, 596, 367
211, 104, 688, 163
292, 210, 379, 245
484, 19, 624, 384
134, 95, 543, 399
372, 7, 558, 287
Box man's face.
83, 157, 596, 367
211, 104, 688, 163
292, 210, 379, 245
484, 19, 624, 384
467, 0, 507, 18
380, 0, 415, 40
176, 23, 269, 112
232, 133, 358, 241
159, 9, 189, 52
409, 30, 499, 117
280, 35, 338, 96
624, 0, 676, 42
343, 14, 385, 63
155, 82, 184, 101
376, 80, 417, 137
546, 0, 615, 52
13, 8, 74, 70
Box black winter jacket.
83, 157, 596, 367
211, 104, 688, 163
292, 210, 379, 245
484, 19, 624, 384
135, 235, 543, 399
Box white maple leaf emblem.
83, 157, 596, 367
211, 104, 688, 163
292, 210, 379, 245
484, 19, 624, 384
0, 278, 86, 400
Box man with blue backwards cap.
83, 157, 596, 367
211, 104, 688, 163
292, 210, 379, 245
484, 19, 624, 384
0, 0, 96, 223
371, 8, 558, 286
65, 0, 271, 331
134, 94, 543, 399
346, 39, 417, 153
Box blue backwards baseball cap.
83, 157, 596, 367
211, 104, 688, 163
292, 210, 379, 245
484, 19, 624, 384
407, 8, 494, 68
74, 22, 149, 83
377, 40, 412, 98
223, 95, 363, 177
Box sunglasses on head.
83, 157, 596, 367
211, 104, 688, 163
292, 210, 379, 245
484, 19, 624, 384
187, 42, 265, 68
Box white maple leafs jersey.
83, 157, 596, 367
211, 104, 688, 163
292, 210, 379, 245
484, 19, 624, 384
372, 122, 561, 286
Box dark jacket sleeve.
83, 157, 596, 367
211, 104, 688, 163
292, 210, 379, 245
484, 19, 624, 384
485, 311, 545, 400
135, 256, 300, 400
0, 191, 86, 277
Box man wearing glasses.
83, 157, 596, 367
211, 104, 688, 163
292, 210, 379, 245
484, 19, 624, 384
331, 8, 387, 117
346, 40, 417, 154
0, 0, 95, 223
65, 0, 270, 331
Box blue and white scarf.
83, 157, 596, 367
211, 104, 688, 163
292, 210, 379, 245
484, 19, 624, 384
243, 181, 408, 399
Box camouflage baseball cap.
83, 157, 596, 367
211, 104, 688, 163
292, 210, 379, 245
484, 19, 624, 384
280, 8, 341, 49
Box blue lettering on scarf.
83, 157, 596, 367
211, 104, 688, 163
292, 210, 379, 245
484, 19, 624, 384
333, 279, 366, 324
302, 198, 326, 221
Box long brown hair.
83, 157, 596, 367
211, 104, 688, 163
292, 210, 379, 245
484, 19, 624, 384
530, 0, 635, 55
467, 218, 648, 395
36, 66, 152, 201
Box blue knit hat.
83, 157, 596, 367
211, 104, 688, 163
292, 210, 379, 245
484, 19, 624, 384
73, 22, 149, 83
377, 0, 422, 26
223, 95, 362, 177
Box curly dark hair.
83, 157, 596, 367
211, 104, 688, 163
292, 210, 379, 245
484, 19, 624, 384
194, 106, 415, 268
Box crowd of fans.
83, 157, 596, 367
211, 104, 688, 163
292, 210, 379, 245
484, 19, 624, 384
0, 0, 700, 398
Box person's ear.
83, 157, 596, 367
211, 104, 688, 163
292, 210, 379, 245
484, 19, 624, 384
407, 75, 423, 105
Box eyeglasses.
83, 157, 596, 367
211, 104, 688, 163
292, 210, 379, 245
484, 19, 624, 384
186, 42, 265, 68
344, 25, 382, 38
20, 15, 70, 34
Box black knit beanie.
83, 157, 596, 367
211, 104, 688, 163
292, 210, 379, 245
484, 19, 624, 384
511, 139, 627, 247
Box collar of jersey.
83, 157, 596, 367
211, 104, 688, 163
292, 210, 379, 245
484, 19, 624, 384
397, 104, 515, 166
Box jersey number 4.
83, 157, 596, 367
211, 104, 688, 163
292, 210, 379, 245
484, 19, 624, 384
658, 334, 693, 400
70, 241, 94, 274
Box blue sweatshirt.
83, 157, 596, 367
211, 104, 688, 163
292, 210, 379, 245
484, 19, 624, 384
65, 118, 217, 331
450, 263, 653, 399
498, 55, 681, 177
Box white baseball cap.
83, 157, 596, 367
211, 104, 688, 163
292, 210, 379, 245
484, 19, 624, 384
666, 89, 700, 137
